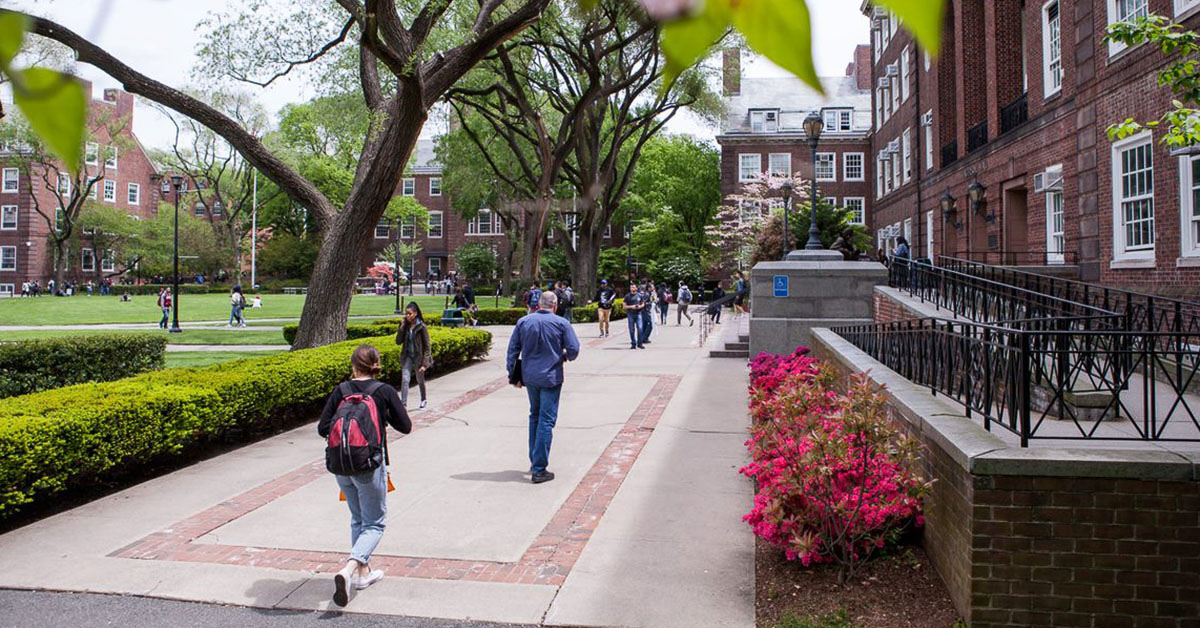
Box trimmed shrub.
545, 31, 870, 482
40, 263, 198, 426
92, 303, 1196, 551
572, 299, 626, 323
741, 348, 928, 582
0, 334, 166, 399
475, 307, 527, 325
0, 328, 491, 519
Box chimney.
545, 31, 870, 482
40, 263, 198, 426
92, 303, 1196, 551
852, 44, 872, 91
722, 47, 741, 97
103, 88, 135, 124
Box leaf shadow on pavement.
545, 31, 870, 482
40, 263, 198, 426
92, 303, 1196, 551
244, 577, 314, 616
448, 470, 530, 483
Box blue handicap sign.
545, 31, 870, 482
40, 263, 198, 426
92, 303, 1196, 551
773, 275, 788, 297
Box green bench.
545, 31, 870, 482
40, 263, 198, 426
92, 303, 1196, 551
441, 308, 465, 328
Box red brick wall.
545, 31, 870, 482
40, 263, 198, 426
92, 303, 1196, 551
719, 139, 875, 210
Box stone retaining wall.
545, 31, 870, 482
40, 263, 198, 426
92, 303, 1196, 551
810, 329, 1200, 628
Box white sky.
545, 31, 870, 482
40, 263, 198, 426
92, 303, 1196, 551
15, 0, 869, 150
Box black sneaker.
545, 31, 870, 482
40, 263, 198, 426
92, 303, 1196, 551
637, 344, 645, 349
532, 471, 555, 484
333, 572, 350, 607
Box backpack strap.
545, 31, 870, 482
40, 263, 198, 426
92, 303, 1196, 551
360, 380, 388, 465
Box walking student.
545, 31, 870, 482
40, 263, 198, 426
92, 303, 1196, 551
624, 282, 647, 349
318, 345, 412, 607
157, 288, 171, 329
656, 283, 670, 325
506, 290, 580, 484
732, 271, 748, 316
640, 282, 655, 345
228, 285, 247, 327
676, 282, 694, 326
395, 302, 432, 409
595, 279, 616, 337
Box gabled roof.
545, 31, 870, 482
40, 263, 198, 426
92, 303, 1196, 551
409, 138, 441, 174
720, 75, 872, 137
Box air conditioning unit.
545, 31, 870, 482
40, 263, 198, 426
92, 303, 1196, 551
1033, 165, 1064, 193
877, 77, 891, 89
920, 111, 934, 127
885, 64, 899, 77
877, 151, 890, 163
887, 139, 901, 154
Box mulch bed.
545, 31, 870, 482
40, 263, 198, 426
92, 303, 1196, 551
755, 538, 962, 628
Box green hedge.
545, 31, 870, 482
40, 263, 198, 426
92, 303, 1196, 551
0, 328, 491, 519
572, 299, 626, 323
0, 334, 166, 399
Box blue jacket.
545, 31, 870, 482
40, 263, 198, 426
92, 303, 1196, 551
506, 309, 580, 388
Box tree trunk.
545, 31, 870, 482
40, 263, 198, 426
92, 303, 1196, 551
53, 241, 68, 287
564, 229, 600, 307
519, 197, 551, 280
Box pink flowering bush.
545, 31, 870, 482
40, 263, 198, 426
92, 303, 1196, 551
742, 352, 928, 582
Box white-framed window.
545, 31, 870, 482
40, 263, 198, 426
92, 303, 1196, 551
401, 217, 416, 239
430, 177, 442, 196
900, 47, 912, 101
428, 211, 443, 238
902, 129, 913, 183
1, 168, 17, 193
104, 146, 118, 171
924, 48, 932, 72
815, 153, 836, 181
1111, 131, 1154, 259
402, 178, 415, 196
1176, 0, 1200, 16
127, 183, 140, 205
1177, 154, 1200, 258
844, 153, 865, 181
923, 112, 934, 172
1107, 0, 1149, 56
738, 153, 761, 182
876, 87, 886, 126
90, 181, 99, 200
1047, 189, 1065, 263
468, 208, 498, 235
428, 257, 442, 277
0, 284, 12, 297
55, 208, 64, 231
0, 246, 14, 271
604, 223, 612, 239
892, 152, 901, 190
103, 180, 116, 203
925, 210, 935, 259
903, 217, 913, 246
873, 28, 882, 62
844, 197, 865, 225
58, 173, 71, 197
211, 201, 223, 216
0, 205, 16, 230
81, 248, 95, 272
890, 79, 900, 113
737, 199, 763, 225
823, 108, 853, 133
876, 158, 885, 198
1043, 1, 1063, 98
749, 109, 779, 132
101, 250, 115, 272
193, 201, 205, 216
375, 220, 390, 239
883, 155, 894, 194
768, 153, 792, 178
85, 142, 99, 166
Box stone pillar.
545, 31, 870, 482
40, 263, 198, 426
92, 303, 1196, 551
749, 252, 889, 356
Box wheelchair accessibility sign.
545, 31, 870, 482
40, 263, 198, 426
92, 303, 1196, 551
773, 275, 788, 297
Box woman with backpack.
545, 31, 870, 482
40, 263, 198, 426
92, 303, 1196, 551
318, 345, 411, 606
228, 285, 247, 328
656, 283, 671, 325
395, 302, 432, 409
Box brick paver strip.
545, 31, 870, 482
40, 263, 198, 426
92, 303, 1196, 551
112, 371, 681, 587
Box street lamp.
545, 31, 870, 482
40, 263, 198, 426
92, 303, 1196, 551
394, 216, 402, 315
169, 174, 183, 334
779, 179, 794, 260
802, 111, 825, 250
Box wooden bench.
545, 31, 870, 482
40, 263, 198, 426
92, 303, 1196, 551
282, 287, 308, 295
441, 308, 465, 328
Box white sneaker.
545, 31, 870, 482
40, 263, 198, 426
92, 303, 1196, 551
355, 569, 384, 590
419, 399, 428, 409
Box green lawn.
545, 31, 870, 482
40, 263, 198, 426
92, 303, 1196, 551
164, 350, 287, 369
0, 328, 291, 345
0, 294, 451, 326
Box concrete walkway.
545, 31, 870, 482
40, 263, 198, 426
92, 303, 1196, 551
0, 322, 754, 627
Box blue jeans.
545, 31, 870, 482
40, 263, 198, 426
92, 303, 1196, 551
229, 304, 243, 325
526, 384, 562, 474
160, 306, 169, 329
638, 309, 652, 344
628, 310, 642, 347
334, 464, 388, 565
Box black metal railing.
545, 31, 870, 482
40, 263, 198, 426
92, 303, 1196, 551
833, 317, 1200, 446
967, 121, 989, 152
941, 140, 958, 168
999, 93, 1029, 135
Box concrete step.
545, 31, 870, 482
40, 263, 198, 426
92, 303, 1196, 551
724, 342, 749, 351
709, 349, 750, 359
738, 334, 750, 343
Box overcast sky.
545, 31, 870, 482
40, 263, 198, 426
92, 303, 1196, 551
15, 0, 869, 150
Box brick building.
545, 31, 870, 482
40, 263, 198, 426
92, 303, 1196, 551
716, 46, 875, 234
865, 0, 1200, 298
0, 85, 158, 294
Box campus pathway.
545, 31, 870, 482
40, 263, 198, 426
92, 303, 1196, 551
0, 320, 755, 627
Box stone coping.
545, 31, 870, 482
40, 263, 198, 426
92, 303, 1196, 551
809, 328, 1199, 482
752, 260, 889, 273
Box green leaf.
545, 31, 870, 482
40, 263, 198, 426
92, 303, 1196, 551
874, 0, 946, 57
661, 0, 730, 85
14, 68, 87, 173
0, 12, 28, 66
730, 0, 820, 92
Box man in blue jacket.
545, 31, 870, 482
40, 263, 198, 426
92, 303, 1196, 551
506, 290, 581, 484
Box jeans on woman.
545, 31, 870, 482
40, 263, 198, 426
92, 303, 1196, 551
334, 464, 388, 566
160, 306, 170, 329
400, 356, 426, 407
658, 302, 669, 325
229, 304, 243, 325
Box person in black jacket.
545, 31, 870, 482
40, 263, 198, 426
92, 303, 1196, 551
317, 345, 412, 606
395, 302, 433, 407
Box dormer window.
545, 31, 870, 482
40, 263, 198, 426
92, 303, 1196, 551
822, 108, 853, 133
749, 109, 779, 133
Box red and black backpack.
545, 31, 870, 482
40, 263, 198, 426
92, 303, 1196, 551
325, 381, 386, 475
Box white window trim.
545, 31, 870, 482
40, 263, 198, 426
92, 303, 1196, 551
1177, 155, 1200, 260
104, 145, 118, 171
430, 177, 442, 196
400, 217, 416, 239
815, 152, 836, 182
428, 257, 443, 277
374, 220, 390, 239
902, 129, 913, 184
738, 153, 762, 182
0, 284, 12, 297
103, 180, 116, 203
85, 142, 99, 166
402, 178, 416, 196
900, 47, 911, 101
1042, 0, 1063, 98
428, 211, 443, 239
0, 246, 15, 271
0, 205, 16, 230
1176, 0, 1200, 18
845, 197, 866, 225
925, 210, 935, 259
81, 248, 96, 272
127, 183, 140, 205
923, 112, 935, 172
843, 152, 865, 182
1110, 130, 1155, 262
1, 168, 17, 193
767, 153, 792, 178
1106, 0, 1148, 57
58, 173, 71, 197
101, 250, 115, 272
